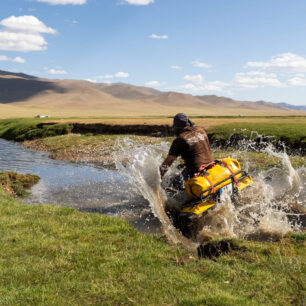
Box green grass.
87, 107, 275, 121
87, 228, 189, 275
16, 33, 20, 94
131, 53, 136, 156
27, 133, 160, 151
0, 118, 73, 142
212, 149, 305, 173
1, 119, 305, 154
21, 133, 305, 173
208, 122, 306, 152
0, 187, 305, 305
189, 115, 306, 119
22, 134, 168, 164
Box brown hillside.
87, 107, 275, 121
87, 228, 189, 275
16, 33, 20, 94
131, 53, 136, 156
149, 92, 211, 107
98, 83, 160, 100
197, 95, 286, 110
0, 70, 305, 117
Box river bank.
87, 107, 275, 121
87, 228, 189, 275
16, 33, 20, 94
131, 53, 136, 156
1, 117, 305, 155
21, 133, 305, 173
0, 172, 39, 197
0, 185, 305, 305
0, 117, 305, 170
23, 134, 166, 168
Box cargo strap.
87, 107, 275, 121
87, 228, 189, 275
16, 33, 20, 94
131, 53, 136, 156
194, 162, 215, 177
222, 161, 240, 187
193, 162, 217, 194
202, 174, 217, 193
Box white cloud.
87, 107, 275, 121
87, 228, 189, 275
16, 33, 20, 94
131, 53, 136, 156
170, 65, 182, 70
192, 60, 212, 69
150, 34, 168, 39
178, 81, 228, 93
97, 74, 114, 79
145, 81, 166, 87
287, 76, 306, 87
47, 68, 68, 75
124, 0, 154, 5
0, 55, 25, 63
96, 72, 129, 79
0, 15, 56, 52
179, 73, 229, 93
244, 53, 306, 74
240, 71, 277, 78
65, 19, 79, 25
13, 56, 26, 63
0, 15, 56, 34
0, 55, 9, 61
115, 72, 129, 78
234, 71, 283, 89
238, 53, 306, 89
175, 53, 306, 94
204, 81, 229, 92
184, 74, 204, 85
0, 31, 48, 52
179, 83, 198, 91
35, 0, 86, 5
85, 78, 97, 83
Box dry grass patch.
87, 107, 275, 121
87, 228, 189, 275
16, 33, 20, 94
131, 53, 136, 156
43, 116, 306, 130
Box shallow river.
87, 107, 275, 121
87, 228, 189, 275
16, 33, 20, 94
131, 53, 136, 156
0, 138, 160, 232
0, 137, 305, 246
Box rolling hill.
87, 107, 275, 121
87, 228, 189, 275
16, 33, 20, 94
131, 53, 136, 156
0, 70, 305, 118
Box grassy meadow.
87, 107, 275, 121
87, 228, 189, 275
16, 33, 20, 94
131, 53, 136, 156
0, 117, 305, 304
19, 133, 305, 173
208, 122, 306, 148
0, 118, 73, 142
0, 186, 305, 305
0, 117, 305, 167
13, 115, 305, 129
0, 116, 305, 143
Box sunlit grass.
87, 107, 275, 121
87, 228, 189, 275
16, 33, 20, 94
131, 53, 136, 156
207, 122, 306, 150
0, 118, 72, 142
0, 186, 305, 305
21, 133, 305, 172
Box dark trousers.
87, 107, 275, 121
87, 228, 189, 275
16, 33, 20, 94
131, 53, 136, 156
170, 168, 191, 191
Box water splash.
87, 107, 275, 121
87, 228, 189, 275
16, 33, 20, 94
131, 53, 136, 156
113, 138, 198, 252
114, 137, 305, 246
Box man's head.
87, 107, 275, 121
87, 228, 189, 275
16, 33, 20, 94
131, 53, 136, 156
172, 113, 194, 135
173, 113, 194, 128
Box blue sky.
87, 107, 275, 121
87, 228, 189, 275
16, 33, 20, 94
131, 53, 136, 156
0, 0, 306, 105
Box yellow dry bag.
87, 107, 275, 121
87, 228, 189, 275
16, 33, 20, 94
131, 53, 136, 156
185, 158, 250, 199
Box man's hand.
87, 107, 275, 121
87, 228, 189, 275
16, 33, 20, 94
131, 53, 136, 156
160, 155, 176, 178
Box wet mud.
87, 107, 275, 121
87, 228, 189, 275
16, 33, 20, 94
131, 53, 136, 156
72, 123, 173, 137
197, 239, 246, 259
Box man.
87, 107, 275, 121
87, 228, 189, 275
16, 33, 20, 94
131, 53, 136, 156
160, 113, 214, 185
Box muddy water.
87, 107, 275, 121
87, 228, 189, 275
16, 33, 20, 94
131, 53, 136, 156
114, 138, 305, 246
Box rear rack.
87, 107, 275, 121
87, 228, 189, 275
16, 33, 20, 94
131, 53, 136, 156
182, 170, 250, 208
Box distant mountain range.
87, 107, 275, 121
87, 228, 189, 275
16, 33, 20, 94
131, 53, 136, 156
274, 102, 306, 111
0, 70, 305, 117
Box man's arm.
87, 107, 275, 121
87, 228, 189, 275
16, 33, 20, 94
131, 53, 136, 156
160, 155, 176, 178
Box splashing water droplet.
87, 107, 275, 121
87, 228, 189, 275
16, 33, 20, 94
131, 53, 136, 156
113, 136, 305, 246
